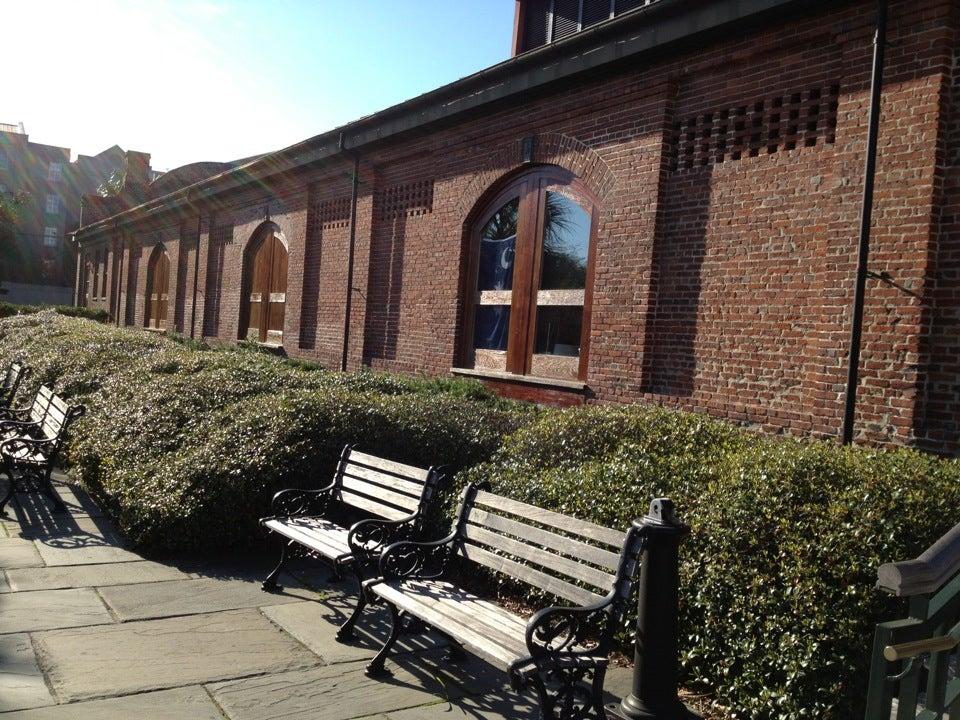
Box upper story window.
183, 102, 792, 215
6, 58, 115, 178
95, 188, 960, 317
45, 194, 59, 214
43, 226, 59, 247
514, 0, 660, 54
461, 166, 596, 382
48, 162, 63, 183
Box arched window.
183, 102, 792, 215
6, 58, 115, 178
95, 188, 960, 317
462, 166, 597, 382
240, 223, 288, 344
145, 245, 170, 330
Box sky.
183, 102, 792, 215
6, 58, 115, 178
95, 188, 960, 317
3, 0, 515, 171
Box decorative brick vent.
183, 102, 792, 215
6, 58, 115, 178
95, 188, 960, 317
378, 180, 434, 220
670, 84, 840, 171
312, 196, 352, 230
210, 223, 234, 245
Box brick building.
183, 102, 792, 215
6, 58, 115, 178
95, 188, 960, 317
0, 124, 158, 304
73, 0, 960, 453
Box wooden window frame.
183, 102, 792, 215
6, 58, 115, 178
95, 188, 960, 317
460, 166, 598, 383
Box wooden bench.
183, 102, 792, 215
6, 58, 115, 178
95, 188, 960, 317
260, 445, 446, 639
362, 483, 646, 720
0, 385, 85, 514
0, 362, 30, 410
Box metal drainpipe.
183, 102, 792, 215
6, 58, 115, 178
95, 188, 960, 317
115, 226, 124, 327
340, 137, 361, 373
842, 0, 888, 445
190, 210, 202, 339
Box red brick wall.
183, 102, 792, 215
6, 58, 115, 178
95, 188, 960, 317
83, 0, 960, 452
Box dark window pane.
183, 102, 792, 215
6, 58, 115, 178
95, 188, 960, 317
478, 197, 519, 291
541, 192, 590, 289
474, 305, 511, 351
534, 306, 582, 356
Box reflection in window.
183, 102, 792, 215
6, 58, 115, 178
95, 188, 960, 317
541, 192, 589, 290
474, 305, 511, 351
477, 198, 518, 291
534, 306, 582, 356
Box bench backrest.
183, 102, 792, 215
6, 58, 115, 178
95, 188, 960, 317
29, 385, 56, 426
334, 447, 443, 522
2, 362, 29, 399
455, 487, 633, 607
40, 392, 75, 441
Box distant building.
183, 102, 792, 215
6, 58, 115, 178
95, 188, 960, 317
0, 123, 159, 305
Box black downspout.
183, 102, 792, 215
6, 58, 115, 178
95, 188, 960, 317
340, 137, 360, 373
115, 227, 123, 327
190, 211, 202, 339
842, 0, 888, 445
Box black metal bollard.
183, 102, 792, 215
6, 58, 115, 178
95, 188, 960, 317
607, 499, 701, 720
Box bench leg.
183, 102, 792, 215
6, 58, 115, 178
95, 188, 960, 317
521, 665, 607, 720
262, 539, 293, 592
366, 604, 405, 677
43, 478, 67, 514
335, 566, 367, 641
0, 473, 14, 515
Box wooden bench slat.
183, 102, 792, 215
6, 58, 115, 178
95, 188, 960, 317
460, 543, 605, 606
262, 518, 351, 559
340, 476, 421, 513
473, 491, 625, 548
338, 489, 413, 521
348, 450, 431, 482
464, 524, 616, 593
469, 508, 622, 572
342, 464, 425, 500
373, 580, 527, 670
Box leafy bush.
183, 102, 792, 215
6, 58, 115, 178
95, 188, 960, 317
460, 405, 960, 719
0, 302, 109, 323
0, 311, 533, 550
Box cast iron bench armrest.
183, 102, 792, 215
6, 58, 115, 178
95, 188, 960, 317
0, 435, 56, 456
514, 592, 618, 675
0, 419, 43, 437
376, 531, 459, 583
0, 406, 34, 422
347, 514, 419, 566
268, 481, 338, 517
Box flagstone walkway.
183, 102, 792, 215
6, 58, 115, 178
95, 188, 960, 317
0, 474, 633, 719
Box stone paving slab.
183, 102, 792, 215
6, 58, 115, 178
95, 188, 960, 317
208, 650, 487, 720
0, 588, 113, 634
0, 538, 44, 570
4, 560, 190, 593
35, 608, 323, 702
0, 633, 55, 712
0, 569, 10, 592
0, 686, 225, 719
383, 666, 634, 719
98, 576, 317, 621
262, 599, 447, 664
32, 535, 143, 567
3, 516, 122, 542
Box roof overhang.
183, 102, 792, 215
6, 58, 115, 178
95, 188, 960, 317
75, 0, 830, 244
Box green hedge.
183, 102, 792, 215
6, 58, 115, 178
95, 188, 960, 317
0, 302, 109, 323
4, 312, 959, 718
0, 312, 532, 549
460, 405, 960, 719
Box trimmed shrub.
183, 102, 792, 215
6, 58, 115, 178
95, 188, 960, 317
460, 405, 960, 719
0, 312, 533, 550
0, 302, 109, 323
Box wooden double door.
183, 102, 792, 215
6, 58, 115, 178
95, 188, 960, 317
145, 247, 170, 330
243, 230, 288, 344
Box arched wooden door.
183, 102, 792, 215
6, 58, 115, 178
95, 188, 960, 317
242, 229, 288, 344
145, 246, 170, 330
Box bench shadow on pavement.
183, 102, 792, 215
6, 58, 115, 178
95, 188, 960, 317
2, 480, 116, 547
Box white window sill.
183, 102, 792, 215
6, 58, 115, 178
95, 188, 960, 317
450, 367, 586, 391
